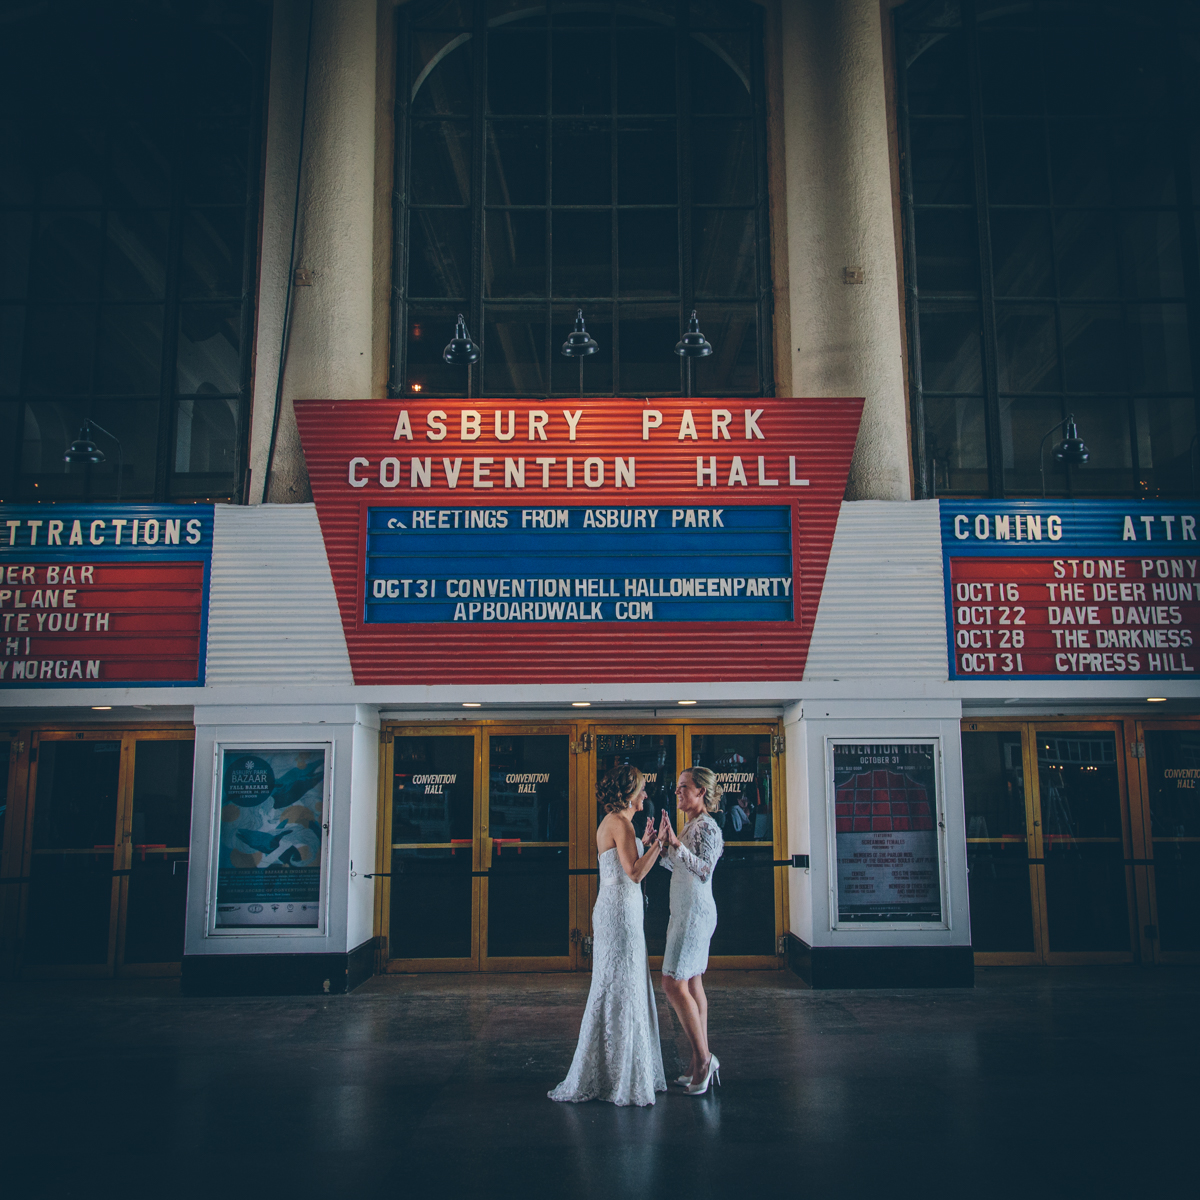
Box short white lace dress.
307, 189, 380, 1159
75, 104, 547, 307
549, 841, 667, 1106
660, 814, 724, 981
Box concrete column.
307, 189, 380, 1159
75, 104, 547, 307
251, 0, 378, 504
781, 0, 911, 500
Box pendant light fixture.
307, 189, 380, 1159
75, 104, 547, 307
560, 309, 599, 397
674, 310, 712, 397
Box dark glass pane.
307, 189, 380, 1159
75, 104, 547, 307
551, 305, 612, 394
409, 209, 473, 297
31, 212, 102, 301
990, 209, 1053, 297
709, 844, 774, 954
1120, 211, 1183, 299
1058, 304, 1124, 392
177, 303, 242, 395
179, 208, 245, 299
1144, 729, 1200, 952
618, 304, 680, 393
109, 122, 172, 207
1048, 120, 1110, 205
486, 734, 570, 958
995, 304, 1058, 392
488, 31, 546, 114
0, 734, 9, 859
483, 309, 548, 392
96, 304, 163, 394
692, 209, 755, 297
1111, 123, 1175, 206
184, 122, 250, 205
20, 398, 89, 500
924, 395, 988, 494
0, 212, 32, 302
694, 303, 758, 393
914, 208, 978, 297
903, 30, 968, 116
1111, 30, 1170, 119
962, 731, 1034, 952
24, 741, 121, 966
552, 121, 611, 204
485, 210, 547, 296
185, 27, 257, 120
998, 395, 1062, 495
618, 121, 676, 203
689, 0, 751, 30
0, 400, 16, 494
24, 305, 96, 394
908, 118, 974, 204
918, 303, 982, 393
552, 211, 612, 296
411, 121, 473, 205
103, 210, 168, 301
486, 121, 546, 205
617, 209, 677, 296
1058, 397, 1134, 496
1055, 210, 1119, 298
1042, 28, 1111, 116
172, 396, 239, 484
86, 399, 160, 499
1128, 304, 1192, 394
617, 30, 675, 113
691, 120, 753, 203
405, 308, 471, 395
411, 34, 473, 116
690, 35, 751, 116
0, 118, 35, 204
1037, 731, 1130, 953
552, 31, 610, 114
693, 733, 774, 843
393, 735, 476, 843
1135, 396, 1197, 496
0, 307, 23, 396
554, 4, 614, 27
978, 31, 1041, 115
984, 119, 1048, 205
123, 740, 195, 965
36, 111, 104, 206
390, 849, 473, 958
412, 0, 472, 28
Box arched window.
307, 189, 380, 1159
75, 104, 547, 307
897, 0, 1200, 498
393, 0, 773, 398
0, 1, 267, 504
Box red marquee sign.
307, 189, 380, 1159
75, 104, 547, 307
295, 397, 862, 684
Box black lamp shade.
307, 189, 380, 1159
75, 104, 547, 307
64, 423, 105, 465
1053, 415, 1090, 466
561, 309, 599, 358
675, 310, 713, 358
443, 313, 480, 366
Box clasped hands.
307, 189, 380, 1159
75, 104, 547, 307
651, 810, 680, 851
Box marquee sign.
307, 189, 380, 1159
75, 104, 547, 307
940, 500, 1199, 679
0, 504, 213, 687
295, 398, 862, 684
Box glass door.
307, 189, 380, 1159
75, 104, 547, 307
11, 727, 195, 977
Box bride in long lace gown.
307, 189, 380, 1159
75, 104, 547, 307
549, 765, 668, 1107
659, 766, 725, 1095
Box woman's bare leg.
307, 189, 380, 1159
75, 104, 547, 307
687, 974, 708, 1063
662, 974, 710, 1082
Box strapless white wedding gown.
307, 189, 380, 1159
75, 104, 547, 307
548, 842, 667, 1106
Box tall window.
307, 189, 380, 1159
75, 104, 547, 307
393, 0, 774, 398
0, 1, 268, 504
897, 0, 1200, 498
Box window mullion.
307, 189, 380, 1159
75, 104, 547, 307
156, 78, 185, 504
471, 0, 487, 397
676, 0, 692, 395
389, 15, 411, 399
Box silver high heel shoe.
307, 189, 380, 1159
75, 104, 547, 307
684, 1053, 720, 1096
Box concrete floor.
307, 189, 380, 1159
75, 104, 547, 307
2, 967, 1197, 1200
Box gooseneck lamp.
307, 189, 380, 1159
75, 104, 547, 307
442, 313, 480, 398
560, 309, 599, 397
1039, 413, 1090, 497
64, 418, 124, 501
674, 310, 712, 397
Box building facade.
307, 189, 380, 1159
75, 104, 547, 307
0, 0, 1197, 991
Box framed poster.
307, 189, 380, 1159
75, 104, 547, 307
828, 740, 946, 928
209, 743, 332, 934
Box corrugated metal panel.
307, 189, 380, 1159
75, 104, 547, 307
206, 504, 353, 685
804, 500, 947, 679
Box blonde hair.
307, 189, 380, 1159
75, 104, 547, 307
599, 764, 646, 814
683, 766, 723, 814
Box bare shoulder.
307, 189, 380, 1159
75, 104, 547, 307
597, 813, 634, 854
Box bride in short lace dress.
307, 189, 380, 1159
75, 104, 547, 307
549, 765, 668, 1107
659, 766, 725, 1092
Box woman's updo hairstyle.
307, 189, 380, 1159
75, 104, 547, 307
684, 765, 723, 814
599, 764, 646, 814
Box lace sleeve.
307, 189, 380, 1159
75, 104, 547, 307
668, 816, 723, 882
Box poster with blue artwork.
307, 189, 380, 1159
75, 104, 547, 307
213, 745, 330, 930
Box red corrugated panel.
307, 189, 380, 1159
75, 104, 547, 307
294, 398, 862, 684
